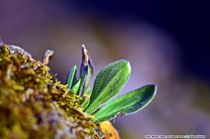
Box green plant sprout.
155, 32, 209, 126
66, 45, 157, 123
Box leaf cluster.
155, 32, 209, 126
66, 47, 157, 123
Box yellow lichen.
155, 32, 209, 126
0, 45, 101, 139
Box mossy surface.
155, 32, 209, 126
0, 45, 101, 139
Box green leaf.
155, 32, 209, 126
66, 65, 77, 90
84, 63, 94, 91
81, 97, 90, 109
79, 45, 94, 96
70, 79, 81, 94
79, 63, 93, 96
85, 59, 131, 114
84, 87, 92, 97
93, 85, 157, 123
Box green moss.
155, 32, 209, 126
0, 45, 101, 139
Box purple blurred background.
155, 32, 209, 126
0, 0, 210, 138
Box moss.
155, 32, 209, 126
0, 45, 102, 139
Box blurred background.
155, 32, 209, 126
0, 0, 210, 138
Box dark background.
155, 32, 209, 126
68, 0, 210, 81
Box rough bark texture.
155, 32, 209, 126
0, 45, 103, 139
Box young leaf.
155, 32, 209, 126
71, 79, 81, 94
85, 59, 131, 114
81, 97, 90, 109
93, 85, 157, 123
66, 65, 77, 90
84, 86, 92, 97
79, 45, 94, 96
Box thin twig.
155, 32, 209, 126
43, 49, 54, 65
